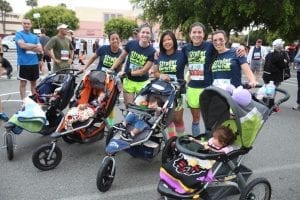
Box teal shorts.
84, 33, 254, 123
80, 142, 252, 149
123, 78, 149, 93
186, 87, 204, 108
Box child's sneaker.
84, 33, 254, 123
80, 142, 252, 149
120, 132, 133, 142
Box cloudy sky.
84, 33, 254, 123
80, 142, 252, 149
7, 0, 133, 14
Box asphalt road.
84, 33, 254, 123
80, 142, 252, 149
0, 51, 300, 200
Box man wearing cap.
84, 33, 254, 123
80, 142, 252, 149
247, 39, 268, 80
15, 18, 43, 100
44, 23, 74, 72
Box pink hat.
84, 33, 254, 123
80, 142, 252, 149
232, 86, 252, 107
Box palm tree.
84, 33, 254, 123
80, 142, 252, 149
0, 0, 13, 34
26, 0, 38, 9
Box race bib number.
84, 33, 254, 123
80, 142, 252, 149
189, 63, 204, 80
253, 52, 261, 60
129, 63, 141, 71
61, 50, 69, 60
213, 79, 231, 89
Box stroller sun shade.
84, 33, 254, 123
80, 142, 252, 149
200, 87, 269, 148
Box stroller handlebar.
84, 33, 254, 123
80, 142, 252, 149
175, 136, 228, 161
242, 82, 290, 112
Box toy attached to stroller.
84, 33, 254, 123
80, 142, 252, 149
158, 86, 289, 200
32, 70, 122, 171
2, 69, 78, 160
96, 78, 185, 192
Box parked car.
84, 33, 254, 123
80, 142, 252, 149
2, 35, 16, 52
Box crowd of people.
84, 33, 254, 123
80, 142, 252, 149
1, 17, 299, 137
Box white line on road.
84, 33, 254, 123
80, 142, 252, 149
58, 162, 300, 200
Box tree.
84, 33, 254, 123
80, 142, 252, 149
130, 0, 299, 42
104, 18, 137, 41
0, 0, 12, 34
24, 6, 79, 37
26, 0, 38, 9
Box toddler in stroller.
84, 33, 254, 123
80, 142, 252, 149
32, 70, 122, 171
120, 95, 164, 142
96, 78, 185, 192
158, 86, 289, 200
2, 69, 78, 161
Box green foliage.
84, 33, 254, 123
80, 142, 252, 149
104, 18, 137, 40
130, 0, 299, 42
24, 6, 79, 37
0, 0, 13, 33
26, 0, 38, 9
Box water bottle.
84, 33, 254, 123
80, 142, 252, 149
265, 81, 275, 98
263, 81, 275, 108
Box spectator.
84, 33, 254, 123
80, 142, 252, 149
44, 23, 74, 72
262, 38, 289, 86
0, 57, 13, 79
15, 18, 42, 100
39, 28, 51, 73
293, 45, 300, 111
92, 38, 100, 53
247, 39, 268, 81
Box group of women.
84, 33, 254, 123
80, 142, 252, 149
82, 22, 257, 138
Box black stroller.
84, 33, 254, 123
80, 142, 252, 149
96, 78, 185, 192
2, 69, 79, 160
158, 86, 289, 200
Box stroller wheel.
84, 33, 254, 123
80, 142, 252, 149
32, 144, 62, 171
96, 157, 115, 192
5, 133, 14, 160
240, 178, 271, 200
162, 136, 178, 164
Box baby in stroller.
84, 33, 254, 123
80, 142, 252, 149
189, 125, 235, 154
63, 71, 111, 130
157, 86, 276, 200
120, 95, 164, 142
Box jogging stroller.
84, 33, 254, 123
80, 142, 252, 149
2, 69, 78, 160
158, 86, 289, 200
96, 78, 185, 192
32, 70, 122, 171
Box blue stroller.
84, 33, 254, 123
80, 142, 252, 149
96, 78, 185, 192
2, 69, 79, 160
158, 86, 289, 200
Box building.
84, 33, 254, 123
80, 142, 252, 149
0, 13, 22, 36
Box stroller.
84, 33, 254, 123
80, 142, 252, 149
158, 86, 289, 200
32, 70, 122, 171
96, 78, 185, 192
2, 69, 78, 160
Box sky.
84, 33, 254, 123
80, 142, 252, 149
7, 0, 133, 14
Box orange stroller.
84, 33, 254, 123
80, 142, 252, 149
32, 70, 122, 171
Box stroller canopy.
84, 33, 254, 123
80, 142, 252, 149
200, 87, 269, 148
139, 79, 176, 108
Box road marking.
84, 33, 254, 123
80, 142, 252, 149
58, 163, 300, 200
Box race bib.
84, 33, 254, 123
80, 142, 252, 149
213, 79, 231, 88
189, 63, 204, 80
253, 52, 261, 60
61, 50, 69, 60
129, 63, 141, 71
